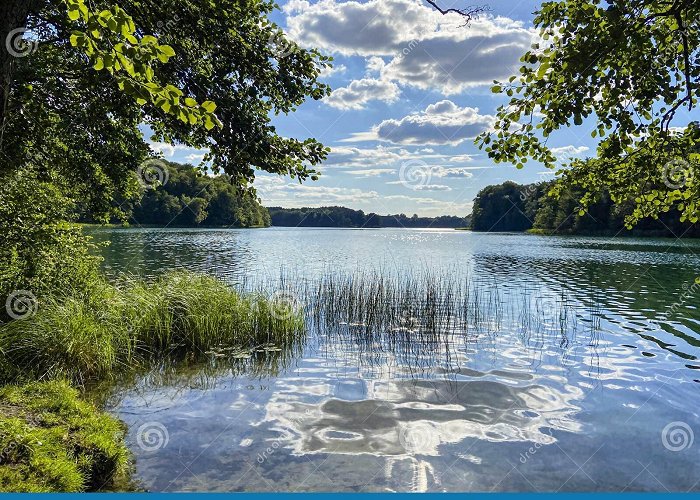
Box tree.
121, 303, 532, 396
470, 182, 533, 232
477, 0, 700, 229
1, 0, 331, 221
0, 0, 330, 299
128, 162, 271, 227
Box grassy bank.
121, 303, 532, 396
0, 271, 305, 384
0, 270, 305, 491
0, 381, 129, 492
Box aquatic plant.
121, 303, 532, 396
0, 271, 305, 384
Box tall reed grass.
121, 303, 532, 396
0, 272, 305, 384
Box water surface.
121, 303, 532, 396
89, 227, 700, 492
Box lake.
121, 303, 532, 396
87, 227, 700, 492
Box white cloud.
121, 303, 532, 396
448, 154, 477, 163
256, 177, 382, 205
185, 153, 206, 164
346, 168, 396, 177
324, 145, 411, 168
550, 145, 590, 157
319, 64, 348, 77
148, 141, 196, 157
346, 100, 494, 145
432, 167, 475, 178
366, 56, 386, 74
286, 0, 535, 94
282, 0, 310, 14
254, 175, 471, 216
324, 78, 400, 110
414, 184, 451, 191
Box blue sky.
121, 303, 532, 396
148, 0, 692, 217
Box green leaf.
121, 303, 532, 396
201, 101, 217, 113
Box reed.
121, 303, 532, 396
0, 271, 305, 384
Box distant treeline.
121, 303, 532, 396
129, 162, 270, 227
268, 206, 469, 228
471, 181, 700, 237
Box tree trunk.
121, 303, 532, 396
0, 0, 35, 150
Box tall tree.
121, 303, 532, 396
1, 0, 331, 220
478, 0, 700, 229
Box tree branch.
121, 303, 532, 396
421, 0, 489, 25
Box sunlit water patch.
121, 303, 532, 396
88, 228, 700, 491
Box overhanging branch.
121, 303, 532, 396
421, 0, 489, 25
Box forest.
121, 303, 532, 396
470, 180, 700, 237
126, 162, 270, 227
268, 206, 469, 228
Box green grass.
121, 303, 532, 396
0, 380, 129, 492
0, 271, 305, 384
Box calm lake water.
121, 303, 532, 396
88, 227, 700, 492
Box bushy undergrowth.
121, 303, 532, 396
0, 172, 103, 322
0, 381, 129, 492
0, 272, 305, 384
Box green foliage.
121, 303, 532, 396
470, 182, 537, 232
0, 272, 305, 384
0, 171, 102, 316
478, 0, 700, 228
470, 179, 700, 236
128, 162, 271, 227
2, 0, 331, 224
0, 380, 129, 492
268, 206, 469, 228
64, 0, 220, 128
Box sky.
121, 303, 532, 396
150, 0, 603, 217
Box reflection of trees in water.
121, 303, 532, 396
92, 341, 305, 408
